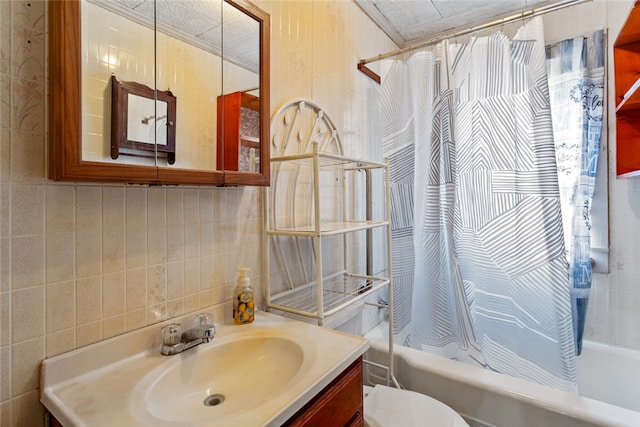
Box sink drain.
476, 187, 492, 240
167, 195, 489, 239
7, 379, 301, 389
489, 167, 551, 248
203, 394, 225, 407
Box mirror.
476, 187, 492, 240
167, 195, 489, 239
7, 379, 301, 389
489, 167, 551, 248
48, 0, 270, 186
111, 76, 177, 164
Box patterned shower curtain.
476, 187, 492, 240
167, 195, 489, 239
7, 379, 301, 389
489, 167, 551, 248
380, 17, 577, 391
546, 30, 605, 356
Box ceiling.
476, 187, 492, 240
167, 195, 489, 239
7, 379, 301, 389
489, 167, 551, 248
95, 0, 569, 71
90, 0, 260, 73
355, 0, 560, 48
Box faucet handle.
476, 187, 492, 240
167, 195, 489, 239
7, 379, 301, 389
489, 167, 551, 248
196, 313, 215, 343
201, 325, 215, 343
196, 312, 213, 326
161, 323, 182, 346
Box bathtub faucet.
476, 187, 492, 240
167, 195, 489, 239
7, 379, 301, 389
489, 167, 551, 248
160, 313, 215, 356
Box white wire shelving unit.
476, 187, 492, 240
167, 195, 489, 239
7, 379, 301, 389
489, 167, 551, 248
262, 99, 399, 388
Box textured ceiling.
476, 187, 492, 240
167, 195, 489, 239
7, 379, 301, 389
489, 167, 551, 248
89, 0, 260, 73
93, 0, 565, 70
355, 0, 559, 47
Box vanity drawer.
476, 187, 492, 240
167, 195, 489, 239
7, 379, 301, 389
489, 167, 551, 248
284, 357, 363, 427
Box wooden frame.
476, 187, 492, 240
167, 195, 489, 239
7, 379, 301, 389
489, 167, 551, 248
219, 0, 271, 187
48, 0, 270, 186
614, 0, 640, 178
217, 91, 260, 171
111, 76, 177, 165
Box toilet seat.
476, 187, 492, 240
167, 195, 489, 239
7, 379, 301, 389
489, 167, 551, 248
364, 385, 470, 427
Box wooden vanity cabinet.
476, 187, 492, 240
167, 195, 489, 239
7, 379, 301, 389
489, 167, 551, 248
614, 0, 640, 177
284, 357, 364, 427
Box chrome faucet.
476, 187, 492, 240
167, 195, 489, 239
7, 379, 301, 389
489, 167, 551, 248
161, 313, 215, 356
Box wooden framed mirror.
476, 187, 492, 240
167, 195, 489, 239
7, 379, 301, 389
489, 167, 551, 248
111, 76, 177, 165
48, 0, 270, 186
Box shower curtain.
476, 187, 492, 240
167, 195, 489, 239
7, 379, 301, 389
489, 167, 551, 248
380, 17, 577, 391
546, 30, 605, 356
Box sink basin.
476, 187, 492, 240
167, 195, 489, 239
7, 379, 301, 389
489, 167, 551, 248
131, 335, 304, 425
41, 310, 368, 427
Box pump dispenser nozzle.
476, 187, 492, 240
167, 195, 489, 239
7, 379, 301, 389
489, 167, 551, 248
237, 267, 250, 286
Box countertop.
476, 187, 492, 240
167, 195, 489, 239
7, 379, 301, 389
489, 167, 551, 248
40, 309, 368, 427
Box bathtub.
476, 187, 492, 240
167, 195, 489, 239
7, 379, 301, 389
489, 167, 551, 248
364, 324, 640, 427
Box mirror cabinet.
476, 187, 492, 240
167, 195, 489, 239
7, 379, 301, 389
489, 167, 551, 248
48, 0, 270, 186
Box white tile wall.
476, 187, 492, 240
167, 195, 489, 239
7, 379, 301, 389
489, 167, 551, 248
0, 0, 638, 425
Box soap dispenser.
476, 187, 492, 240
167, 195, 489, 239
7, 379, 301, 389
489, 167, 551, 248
233, 267, 255, 324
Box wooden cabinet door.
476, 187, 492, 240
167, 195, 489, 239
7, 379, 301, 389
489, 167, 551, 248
284, 357, 364, 427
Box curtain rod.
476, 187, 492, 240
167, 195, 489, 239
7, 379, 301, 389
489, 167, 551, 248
359, 0, 591, 67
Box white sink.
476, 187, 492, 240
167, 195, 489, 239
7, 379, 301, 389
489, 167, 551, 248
41, 310, 368, 427
131, 335, 304, 425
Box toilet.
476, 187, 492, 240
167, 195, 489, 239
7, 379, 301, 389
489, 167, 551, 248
363, 385, 470, 427
273, 305, 469, 426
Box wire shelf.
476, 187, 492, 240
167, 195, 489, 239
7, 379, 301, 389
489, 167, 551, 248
271, 151, 387, 170
265, 99, 399, 387
266, 220, 389, 237
268, 272, 389, 319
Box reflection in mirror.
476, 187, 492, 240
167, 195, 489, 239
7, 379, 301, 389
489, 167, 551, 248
82, 0, 261, 172
217, 91, 260, 172
111, 76, 177, 164
83, 0, 224, 171
127, 94, 167, 146
49, 0, 269, 185
221, 1, 261, 172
